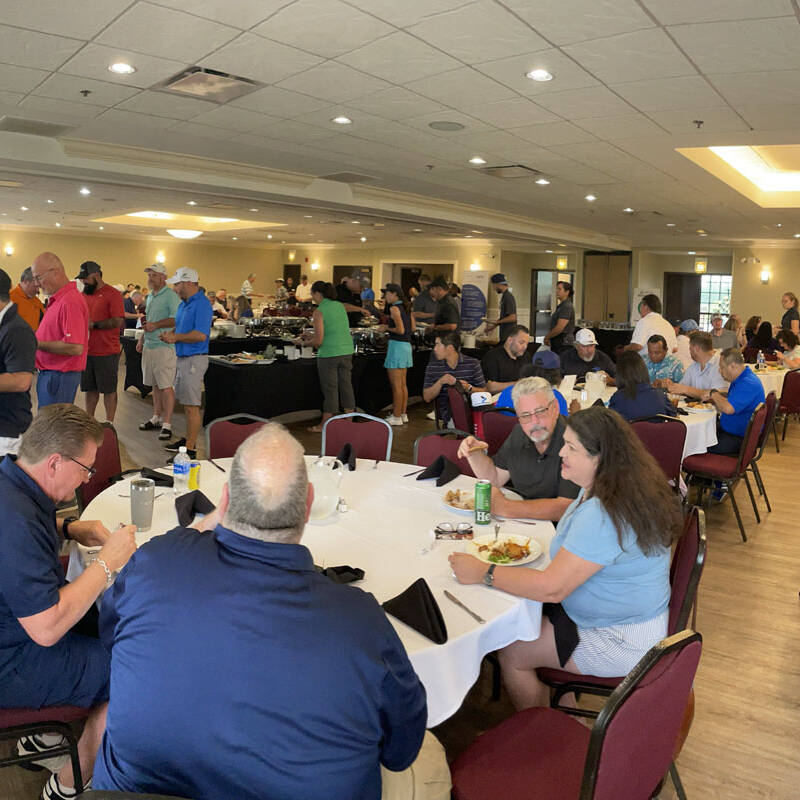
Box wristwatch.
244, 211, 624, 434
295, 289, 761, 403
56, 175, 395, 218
62, 516, 78, 540
483, 563, 497, 587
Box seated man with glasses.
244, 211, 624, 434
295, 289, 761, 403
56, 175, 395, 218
0, 404, 136, 800
456, 376, 579, 521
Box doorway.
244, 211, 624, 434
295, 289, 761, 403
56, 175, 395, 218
530, 269, 574, 343
283, 264, 301, 288
385, 263, 454, 296
664, 273, 701, 324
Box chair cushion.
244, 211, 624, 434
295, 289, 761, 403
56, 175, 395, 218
537, 667, 622, 690
682, 453, 739, 478
451, 707, 591, 800
0, 705, 90, 727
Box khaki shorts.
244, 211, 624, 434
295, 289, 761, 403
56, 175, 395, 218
174, 354, 208, 407
142, 346, 177, 390
380, 732, 451, 800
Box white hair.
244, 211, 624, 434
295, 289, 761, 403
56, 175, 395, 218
511, 376, 555, 407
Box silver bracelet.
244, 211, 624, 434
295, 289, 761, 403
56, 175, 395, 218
90, 557, 113, 586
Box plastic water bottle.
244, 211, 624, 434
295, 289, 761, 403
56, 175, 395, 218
173, 446, 190, 495
757, 350, 765, 370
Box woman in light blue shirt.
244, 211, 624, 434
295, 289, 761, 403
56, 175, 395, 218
449, 406, 681, 710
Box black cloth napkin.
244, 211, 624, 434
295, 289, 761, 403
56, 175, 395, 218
383, 578, 448, 645
315, 565, 365, 584
415, 455, 461, 487
543, 602, 579, 667
140, 467, 173, 488
336, 443, 356, 471
175, 490, 216, 527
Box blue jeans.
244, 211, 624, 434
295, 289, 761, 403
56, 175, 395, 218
37, 370, 82, 407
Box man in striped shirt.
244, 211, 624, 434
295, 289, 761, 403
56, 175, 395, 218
423, 332, 486, 423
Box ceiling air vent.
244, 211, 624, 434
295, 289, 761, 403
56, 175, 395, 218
155, 67, 262, 104
480, 164, 543, 179
319, 172, 377, 184
0, 117, 74, 137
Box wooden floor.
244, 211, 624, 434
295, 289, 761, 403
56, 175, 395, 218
3, 367, 800, 799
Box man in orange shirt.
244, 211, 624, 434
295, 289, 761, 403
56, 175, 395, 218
9, 267, 44, 332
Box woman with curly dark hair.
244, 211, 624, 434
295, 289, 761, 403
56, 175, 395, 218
450, 405, 682, 709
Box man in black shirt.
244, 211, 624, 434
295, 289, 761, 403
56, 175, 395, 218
428, 275, 460, 336
336, 274, 371, 327
485, 273, 517, 342
559, 328, 616, 381
480, 325, 532, 393
0, 268, 36, 456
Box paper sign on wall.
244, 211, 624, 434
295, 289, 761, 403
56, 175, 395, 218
462, 272, 489, 332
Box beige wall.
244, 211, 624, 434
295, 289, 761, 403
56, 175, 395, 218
731, 248, 800, 325
632, 251, 732, 299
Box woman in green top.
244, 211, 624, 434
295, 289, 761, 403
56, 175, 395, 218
298, 281, 355, 433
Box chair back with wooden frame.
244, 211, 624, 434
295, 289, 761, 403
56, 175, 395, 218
413, 430, 475, 477
321, 413, 393, 461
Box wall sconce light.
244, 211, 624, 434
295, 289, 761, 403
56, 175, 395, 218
4, 244, 13, 257
155, 251, 166, 264
469, 262, 480, 271
311, 261, 320, 271
694, 258, 707, 274
760, 268, 770, 285
288, 250, 296, 261
556, 256, 568, 270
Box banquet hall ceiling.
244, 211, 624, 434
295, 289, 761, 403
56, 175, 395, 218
2, 0, 800, 249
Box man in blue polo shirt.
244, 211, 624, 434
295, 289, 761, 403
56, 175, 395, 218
96, 424, 444, 800
160, 267, 213, 460
701, 347, 765, 454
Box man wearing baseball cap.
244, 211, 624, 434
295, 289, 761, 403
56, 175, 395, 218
137, 264, 181, 441
160, 268, 213, 460
485, 273, 517, 343
559, 328, 617, 381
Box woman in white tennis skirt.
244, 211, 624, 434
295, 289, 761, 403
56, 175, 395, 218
449, 405, 681, 710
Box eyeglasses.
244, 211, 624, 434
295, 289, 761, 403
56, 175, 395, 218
66, 455, 96, 478
517, 400, 554, 423
435, 522, 473, 539
32, 267, 57, 284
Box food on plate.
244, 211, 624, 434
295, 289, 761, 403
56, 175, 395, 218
444, 489, 474, 510
476, 538, 531, 564
686, 401, 713, 409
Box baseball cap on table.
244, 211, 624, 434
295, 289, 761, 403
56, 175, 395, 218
167, 266, 199, 284
144, 263, 167, 275
0, 268, 11, 296
77, 260, 102, 279
680, 319, 700, 333
533, 349, 560, 369
490, 273, 508, 285
575, 328, 598, 346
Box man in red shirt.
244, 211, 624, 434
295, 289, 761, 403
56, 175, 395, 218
32, 253, 89, 408
78, 261, 124, 423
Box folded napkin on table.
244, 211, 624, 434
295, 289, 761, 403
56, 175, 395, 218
140, 466, 174, 488
175, 490, 216, 527
543, 602, 579, 667
316, 565, 365, 584
416, 455, 461, 487
336, 443, 357, 471
383, 578, 448, 645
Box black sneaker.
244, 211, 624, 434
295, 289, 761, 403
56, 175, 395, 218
166, 448, 196, 464
158, 426, 173, 441
164, 437, 187, 452
138, 419, 161, 431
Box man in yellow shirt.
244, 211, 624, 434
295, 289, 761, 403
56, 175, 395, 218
9, 267, 45, 331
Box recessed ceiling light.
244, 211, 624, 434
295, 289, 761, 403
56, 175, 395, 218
79, 187, 91, 196
413, 228, 422, 232
167, 229, 203, 239
99, 226, 104, 230
464, 235, 473, 238
545, 249, 554, 253
471, 230, 482, 234
469, 156, 486, 165
232, 236, 238, 240
535, 178, 550, 185
267, 234, 273, 239
429, 120, 465, 131
55, 222, 61, 227
623, 207, 634, 213
351, 220, 360, 224
699, 233, 708, 237
526, 69, 553, 82
186, 201, 197, 206
776, 223, 783, 227
332, 116, 352, 125
585, 194, 596, 201
46, 199, 54, 204
20, 206, 28, 211
666, 223, 676, 227
794, 233, 800, 238
688, 251, 696, 255
360, 236, 367, 242
249, 208, 258, 212
304, 215, 313, 218
108, 62, 136, 75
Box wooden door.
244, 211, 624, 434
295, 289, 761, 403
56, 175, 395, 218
606, 254, 631, 322
583, 254, 608, 321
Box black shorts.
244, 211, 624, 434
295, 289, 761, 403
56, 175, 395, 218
81, 353, 120, 394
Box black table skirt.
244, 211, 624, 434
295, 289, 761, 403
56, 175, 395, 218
590, 328, 633, 361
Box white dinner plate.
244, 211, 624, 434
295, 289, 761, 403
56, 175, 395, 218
466, 534, 543, 566
442, 487, 522, 516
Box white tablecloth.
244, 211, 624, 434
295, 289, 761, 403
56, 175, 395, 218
756, 368, 786, 398
69, 458, 555, 728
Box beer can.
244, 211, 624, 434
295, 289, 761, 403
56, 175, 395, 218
188, 461, 201, 491
474, 479, 492, 526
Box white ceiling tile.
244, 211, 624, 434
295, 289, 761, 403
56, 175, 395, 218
541, 161, 620, 185
229, 86, 331, 117
642, 0, 792, 25
16, 95, 106, 123
509, 120, 597, 146
0, 0, 131, 39
408, 1, 548, 64
0, 24, 83, 71
501, 0, 655, 45
338, 31, 461, 84
91, 108, 183, 129
0, 91, 24, 105
198, 32, 323, 84
151, 0, 291, 29
708, 70, 800, 107
289, 107, 392, 134
276, 62, 392, 103
190, 104, 279, 131
611, 76, 727, 112
731, 105, 800, 131
534, 86, 635, 119
253, 0, 394, 59
564, 28, 697, 83
96, 2, 239, 63
405, 67, 514, 107
342, 0, 476, 28
669, 18, 800, 73
0, 63, 49, 94
116, 90, 217, 120
59, 44, 188, 89
648, 107, 750, 134
167, 120, 260, 142
32, 73, 140, 106
257, 119, 340, 144
347, 87, 446, 121
574, 113, 667, 139
475, 48, 599, 96
458, 97, 559, 128
401, 110, 494, 137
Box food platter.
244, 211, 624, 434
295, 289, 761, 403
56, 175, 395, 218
466, 534, 543, 566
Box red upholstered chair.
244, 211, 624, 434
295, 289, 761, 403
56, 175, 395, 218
77, 423, 123, 512
446, 386, 474, 434
0, 705, 87, 792
682, 403, 767, 542
481, 408, 519, 456
779, 368, 800, 440
742, 346, 758, 364
205, 414, 268, 459
413, 430, 475, 477
452, 630, 703, 800
746, 391, 777, 514
321, 413, 393, 462
630, 416, 687, 486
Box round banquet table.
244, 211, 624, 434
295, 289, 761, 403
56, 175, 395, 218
755, 367, 786, 398
68, 457, 555, 728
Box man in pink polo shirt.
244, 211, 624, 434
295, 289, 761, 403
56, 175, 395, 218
32, 252, 89, 407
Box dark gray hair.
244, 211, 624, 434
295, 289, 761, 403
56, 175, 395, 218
20, 267, 34, 283
223, 423, 308, 543
720, 347, 744, 366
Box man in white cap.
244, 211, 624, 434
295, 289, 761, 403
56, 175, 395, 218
559, 328, 617, 381
137, 264, 181, 441
160, 268, 213, 460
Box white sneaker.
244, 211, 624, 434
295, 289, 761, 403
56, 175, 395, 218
40, 773, 91, 799
401, 414, 409, 423
426, 410, 436, 420
385, 415, 404, 426
16, 734, 69, 773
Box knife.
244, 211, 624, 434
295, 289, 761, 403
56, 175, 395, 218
444, 590, 485, 624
